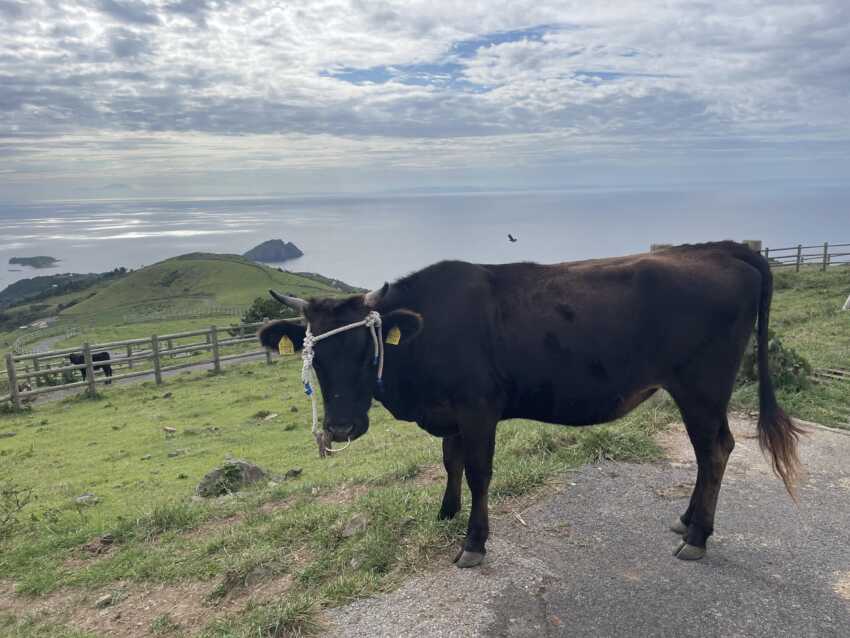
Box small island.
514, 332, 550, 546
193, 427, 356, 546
243, 240, 303, 263
9, 256, 60, 269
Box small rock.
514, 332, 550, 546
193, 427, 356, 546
284, 468, 303, 480
76, 493, 99, 506
341, 513, 369, 538
95, 594, 113, 609
140, 454, 152, 461
196, 459, 267, 497
0, 432, 17, 438
162, 392, 173, 399
167, 449, 187, 458
244, 566, 274, 588
263, 413, 279, 421
100, 534, 114, 545
311, 487, 320, 496
290, 406, 298, 413
163, 427, 177, 436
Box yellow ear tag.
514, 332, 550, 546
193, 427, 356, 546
278, 336, 295, 355
385, 326, 401, 346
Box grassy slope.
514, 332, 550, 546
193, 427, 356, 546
732, 266, 850, 426
770, 267, 850, 369
61, 254, 342, 319
1, 254, 353, 351
0, 358, 674, 637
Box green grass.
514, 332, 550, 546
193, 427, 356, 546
61, 254, 343, 320
770, 267, 850, 369
1, 252, 357, 351
0, 357, 677, 636
731, 266, 850, 426
0, 613, 97, 638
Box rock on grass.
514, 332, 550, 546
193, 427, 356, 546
196, 459, 267, 497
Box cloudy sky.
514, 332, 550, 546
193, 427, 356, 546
1, 0, 849, 201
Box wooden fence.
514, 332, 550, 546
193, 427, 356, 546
763, 242, 850, 271
1, 321, 274, 411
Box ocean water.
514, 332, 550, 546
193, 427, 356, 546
1, 186, 848, 293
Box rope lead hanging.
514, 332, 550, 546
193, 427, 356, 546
298, 311, 384, 456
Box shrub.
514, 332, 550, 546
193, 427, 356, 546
241, 297, 296, 324
0, 477, 34, 539
738, 329, 811, 391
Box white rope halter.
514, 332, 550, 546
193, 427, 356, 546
300, 311, 384, 456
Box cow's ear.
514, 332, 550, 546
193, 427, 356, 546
257, 320, 306, 353
382, 309, 423, 346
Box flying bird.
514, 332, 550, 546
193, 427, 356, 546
508, 234, 518, 243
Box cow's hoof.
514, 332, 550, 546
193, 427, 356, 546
453, 549, 485, 568
438, 507, 459, 521
673, 541, 706, 561
670, 518, 688, 535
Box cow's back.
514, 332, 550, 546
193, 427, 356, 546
484, 243, 761, 425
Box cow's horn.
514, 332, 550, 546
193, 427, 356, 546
269, 289, 307, 311
364, 282, 389, 307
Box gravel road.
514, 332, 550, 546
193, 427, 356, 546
323, 416, 850, 637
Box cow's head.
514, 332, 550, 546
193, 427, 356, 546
258, 286, 422, 443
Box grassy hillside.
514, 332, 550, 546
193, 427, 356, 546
732, 266, 850, 426
0, 358, 673, 637
770, 267, 850, 369
1, 254, 360, 351
61, 254, 350, 320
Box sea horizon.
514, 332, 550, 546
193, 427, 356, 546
2, 185, 849, 294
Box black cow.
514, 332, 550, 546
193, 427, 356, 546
69, 351, 113, 385
258, 241, 802, 568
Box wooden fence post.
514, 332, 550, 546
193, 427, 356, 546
795, 244, 802, 272
210, 325, 221, 373
126, 344, 134, 369
764, 247, 770, 261
32, 357, 41, 388
822, 242, 829, 271
82, 343, 97, 397
151, 336, 163, 385
5, 353, 22, 411
263, 318, 272, 364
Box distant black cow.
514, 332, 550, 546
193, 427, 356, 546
69, 351, 113, 385
258, 241, 802, 568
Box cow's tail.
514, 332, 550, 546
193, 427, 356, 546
735, 247, 805, 497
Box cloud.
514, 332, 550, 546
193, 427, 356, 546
0, 0, 848, 199
96, 0, 160, 25
108, 27, 153, 58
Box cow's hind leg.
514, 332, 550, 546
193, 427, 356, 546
438, 434, 464, 520
670, 401, 735, 560
104, 365, 113, 385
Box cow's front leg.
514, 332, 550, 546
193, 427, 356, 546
454, 421, 496, 568
438, 434, 464, 520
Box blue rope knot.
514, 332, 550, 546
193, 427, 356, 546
304, 382, 313, 396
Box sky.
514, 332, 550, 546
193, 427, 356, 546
1, 0, 849, 202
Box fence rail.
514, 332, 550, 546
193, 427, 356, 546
2, 321, 279, 410
763, 242, 850, 271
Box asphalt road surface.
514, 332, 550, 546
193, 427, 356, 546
324, 416, 850, 637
